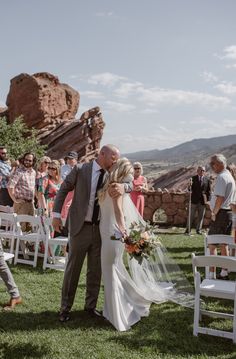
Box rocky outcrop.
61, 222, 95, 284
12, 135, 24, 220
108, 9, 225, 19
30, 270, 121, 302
41, 107, 105, 161
2, 72, 105, 160
6, 72, 79, 130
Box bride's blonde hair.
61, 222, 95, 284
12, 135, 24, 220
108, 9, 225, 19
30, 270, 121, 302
98, 157, 133, 202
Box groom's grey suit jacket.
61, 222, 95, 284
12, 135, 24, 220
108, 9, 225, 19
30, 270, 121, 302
53, 162, 94, 237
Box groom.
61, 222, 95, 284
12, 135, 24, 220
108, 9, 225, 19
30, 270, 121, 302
53, 144, 129, 322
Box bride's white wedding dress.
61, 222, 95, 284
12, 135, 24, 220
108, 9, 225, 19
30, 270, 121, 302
100, 192, 193, 332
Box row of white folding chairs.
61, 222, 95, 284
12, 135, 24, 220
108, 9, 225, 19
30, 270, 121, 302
0, 211, 68, 270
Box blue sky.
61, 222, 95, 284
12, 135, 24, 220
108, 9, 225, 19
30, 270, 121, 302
1, 0, 236, 152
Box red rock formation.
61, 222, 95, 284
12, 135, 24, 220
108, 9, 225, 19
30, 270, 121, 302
2, 72, 105, 160
6, 72, 79, 130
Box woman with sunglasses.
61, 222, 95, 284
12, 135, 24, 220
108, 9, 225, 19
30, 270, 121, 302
38, 160, 62, 216
35, 156, 51, 207
130, 162, 148, 217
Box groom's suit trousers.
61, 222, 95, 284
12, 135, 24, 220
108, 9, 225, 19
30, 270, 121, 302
61, 222, 101, 312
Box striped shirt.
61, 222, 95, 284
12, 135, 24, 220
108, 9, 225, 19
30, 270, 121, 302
8, 167, 36, 201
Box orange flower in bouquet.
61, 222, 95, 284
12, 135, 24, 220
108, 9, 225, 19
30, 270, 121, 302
111, 222, 161, 264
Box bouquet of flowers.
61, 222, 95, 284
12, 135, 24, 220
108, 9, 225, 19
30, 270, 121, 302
111, 222, 161, 264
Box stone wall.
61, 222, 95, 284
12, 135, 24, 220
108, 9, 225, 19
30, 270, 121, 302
143, 190, 211, 227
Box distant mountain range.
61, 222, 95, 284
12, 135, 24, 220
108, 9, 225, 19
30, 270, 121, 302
125, 134, 236, 164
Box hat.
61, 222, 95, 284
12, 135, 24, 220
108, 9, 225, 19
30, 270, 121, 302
66, 151, 78, 159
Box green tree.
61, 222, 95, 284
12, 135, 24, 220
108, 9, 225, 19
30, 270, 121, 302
0, 116, 46, 160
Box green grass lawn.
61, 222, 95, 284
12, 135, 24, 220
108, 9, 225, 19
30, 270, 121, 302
1, 232, 236, 359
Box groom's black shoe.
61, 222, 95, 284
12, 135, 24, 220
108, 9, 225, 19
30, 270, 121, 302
59, 310, 70, 323
84, 308, 103, 318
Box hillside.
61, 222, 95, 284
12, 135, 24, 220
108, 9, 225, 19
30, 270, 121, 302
126, 134, 236, 163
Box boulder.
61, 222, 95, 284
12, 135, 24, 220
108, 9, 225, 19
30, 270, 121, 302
3, 72, 105, 160
6, 72, 79, 130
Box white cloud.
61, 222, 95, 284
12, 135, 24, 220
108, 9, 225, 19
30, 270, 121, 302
95, 11, 114, 17
105, 101, 136, 112
80, 90, 105, 99
201, 71, 218, 83
114, 81, 143, 97
222, 45, 236, 60
215, 82, 236, 95
141, 108, 160, 114
225, 64, 236, 69
68, 74, 79, 79
136, 86, 230, 108
88, 72, 127, 87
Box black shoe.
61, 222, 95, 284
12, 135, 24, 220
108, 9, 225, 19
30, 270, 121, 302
196, 230, 202, 235
84, 308, 103, 318
216, 274, 229, 280
59, 311, 70, 322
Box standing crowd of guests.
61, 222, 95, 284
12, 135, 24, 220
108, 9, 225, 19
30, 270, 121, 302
0, 147, 79, 310
1, 144, 236, 311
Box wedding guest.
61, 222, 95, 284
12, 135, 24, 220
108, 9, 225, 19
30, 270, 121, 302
0, 146, 13, 206
38, 160, 62, 216
208, 154, 235, 279
7, 152, 36, 258
35, 156, 51, 207
60, 152, 78, 219
130, 162, 148, 217
61, 151, 78, 181
185, 166, 211, 235
0, 240, 22, 311
7, 152, 36, 218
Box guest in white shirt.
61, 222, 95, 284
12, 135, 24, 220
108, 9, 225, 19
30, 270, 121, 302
208, 154, 235, 280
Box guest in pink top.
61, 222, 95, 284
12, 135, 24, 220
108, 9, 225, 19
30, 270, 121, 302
130, 162, 148, 217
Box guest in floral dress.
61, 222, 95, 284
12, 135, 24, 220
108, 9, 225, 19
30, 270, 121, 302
130, 162, 148, 217
38, 160, 63, 256
37, 160, 62, 216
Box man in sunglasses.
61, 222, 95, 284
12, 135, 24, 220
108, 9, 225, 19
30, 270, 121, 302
0, 146, 13, 206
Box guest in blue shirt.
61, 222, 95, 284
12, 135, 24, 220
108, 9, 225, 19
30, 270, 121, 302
0, 146, 13, 206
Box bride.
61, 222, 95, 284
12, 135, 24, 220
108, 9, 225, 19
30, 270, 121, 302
99, 158, 193, 332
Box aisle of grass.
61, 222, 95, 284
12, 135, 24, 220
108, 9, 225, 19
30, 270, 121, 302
0, 232, 236, 359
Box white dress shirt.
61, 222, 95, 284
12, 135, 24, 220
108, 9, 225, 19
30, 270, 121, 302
84, 160, 104, 222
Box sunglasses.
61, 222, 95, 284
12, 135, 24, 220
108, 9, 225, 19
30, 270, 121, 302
48, 167, 57, 171
0, 152, 7, 155
134, 167, 141, 170
44, 161, 50, 164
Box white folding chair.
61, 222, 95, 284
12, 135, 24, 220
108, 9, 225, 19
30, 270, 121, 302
42, 217, 68, 271
0, 212, 18, 261
192, 253, 236, 343
14, 215, 46, 267
204, 234, 235, 278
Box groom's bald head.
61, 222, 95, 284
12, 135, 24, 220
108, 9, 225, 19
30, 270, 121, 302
97, 144, 120, 170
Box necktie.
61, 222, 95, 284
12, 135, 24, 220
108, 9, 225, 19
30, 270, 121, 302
92, 169, 105, 224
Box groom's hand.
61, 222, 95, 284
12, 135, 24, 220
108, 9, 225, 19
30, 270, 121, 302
52, 218, 63, 233
108, 183, 125, 198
